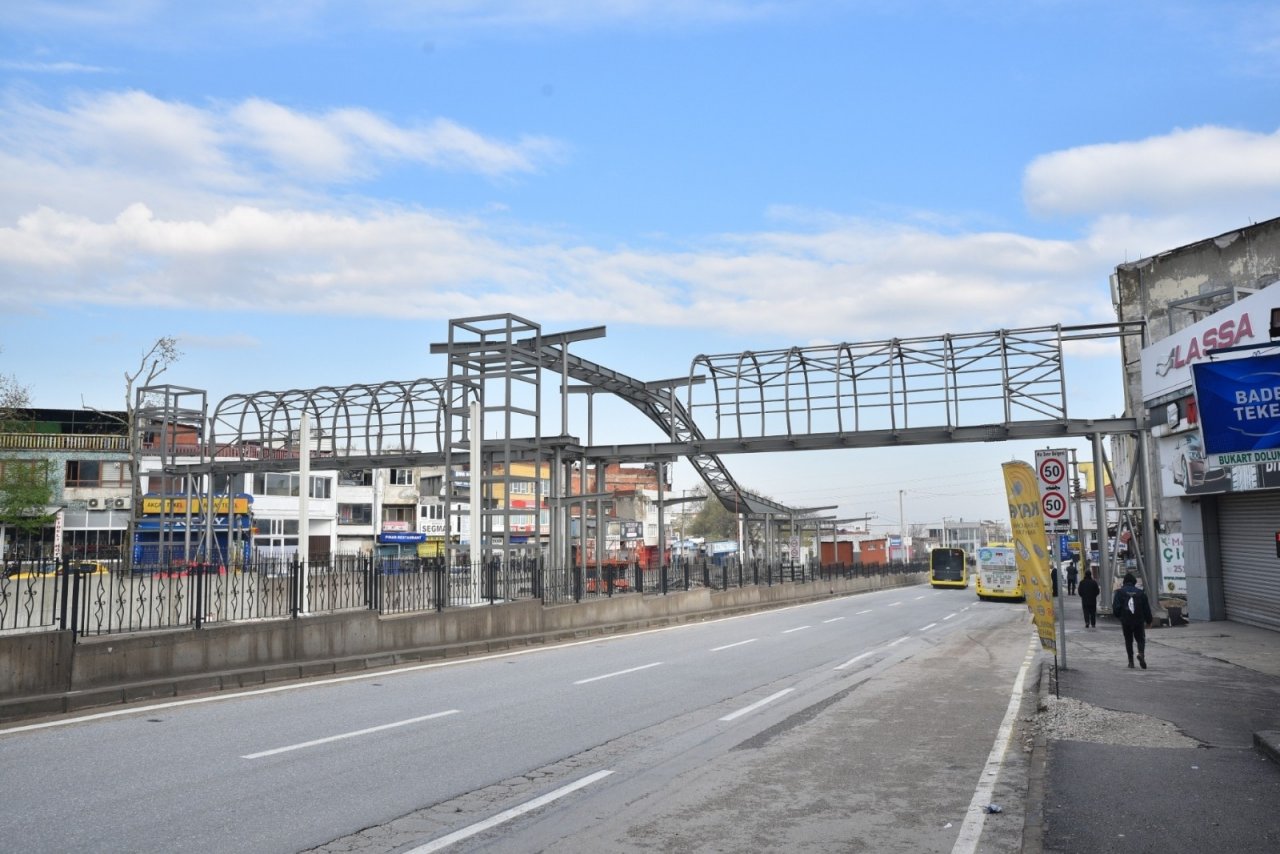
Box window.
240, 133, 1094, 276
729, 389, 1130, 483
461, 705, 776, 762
65, 460, 130, 488
339, 469, 373, 487
1, 459, 49, 485
338, 503, 373, 525
389, 468, 414, 486
251, 473, 331, 498
419, 475, 443, 496
211, 472, 245, 493
420, 503, 444, 520
148, 474, 187, 494
382, 505, 415, 524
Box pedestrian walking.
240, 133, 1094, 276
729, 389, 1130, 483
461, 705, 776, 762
1077, 569, 1100, 627
1066, 556, 1079, 596
1112, 572, 1153, 668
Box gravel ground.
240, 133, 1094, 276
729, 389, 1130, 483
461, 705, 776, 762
1030, 695, 1201, 749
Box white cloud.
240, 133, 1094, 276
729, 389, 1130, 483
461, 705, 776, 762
1024, 125, 1280, 217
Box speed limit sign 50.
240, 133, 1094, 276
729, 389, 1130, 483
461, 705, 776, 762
1041, 491, 1068, 520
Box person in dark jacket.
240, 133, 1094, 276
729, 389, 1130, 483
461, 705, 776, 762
1077, 569, 1100, 627
1065, 556, 1079, 595
1112, 572, 1154, 668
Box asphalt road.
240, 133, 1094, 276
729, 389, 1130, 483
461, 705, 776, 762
0, 583, 1039, 853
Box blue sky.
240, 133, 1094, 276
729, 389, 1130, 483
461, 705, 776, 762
2, 1, 1279, 532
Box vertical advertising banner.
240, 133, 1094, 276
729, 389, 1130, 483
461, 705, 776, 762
1002, 461, 1058, 651
1158, 532, 1187, 594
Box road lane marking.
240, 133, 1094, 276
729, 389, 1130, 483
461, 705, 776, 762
888, 601, 903, 607
914, 595, 927, 600
0, 591, 909, 736
951, 635, 1036, 854
833, 649, 881, 670
720, 688, 795, 722
943, 613, 956, 620
888, 636, 909, 647
919, 622, 938, 632
406, 769, 614, 854
242, 709, 459, 759
711, 638, 758, 652
822, 617, 845, 623
573, 662, 663, 685
782, 625, 811, 634
856, 609, 873, 615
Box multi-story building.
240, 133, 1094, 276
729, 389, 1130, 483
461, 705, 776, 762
1113, 215, 1280, 629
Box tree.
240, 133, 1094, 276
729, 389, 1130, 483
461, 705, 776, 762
0, 346, 32, 425
0, 460, 54, 560
123, 337, 182, 566
687, 488, 740, 541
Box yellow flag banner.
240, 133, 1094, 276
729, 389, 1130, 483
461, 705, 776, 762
1002, 461, 1058, 652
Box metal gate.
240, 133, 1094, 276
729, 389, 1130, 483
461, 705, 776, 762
1217, 490, 1280, 630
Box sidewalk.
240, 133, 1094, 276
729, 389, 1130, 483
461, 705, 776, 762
1030, 598, 1280, 853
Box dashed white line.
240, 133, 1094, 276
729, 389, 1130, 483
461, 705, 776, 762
782, 625, 811, 634
834, 649, 880, 670
888, 636, 909, 647
943, 613, 957, 620
711, 639, 758, 652
720, 688, 795, 722
406, 770, 614, 854
920, 623, 938, 632
888, 602, 903, 608
913, 595, 927, 600
242, 709, 459, 759
822, 617, 845, 624
856, 609, 873, 615
574, 662, 663, 685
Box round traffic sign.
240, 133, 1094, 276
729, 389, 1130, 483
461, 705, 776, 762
1041, 491, 1068, 520
1038, 456, 1066, 485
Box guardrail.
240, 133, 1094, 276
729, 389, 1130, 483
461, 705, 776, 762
0, 555, 927, 639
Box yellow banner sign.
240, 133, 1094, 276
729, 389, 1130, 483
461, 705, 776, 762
141, 496, 251, 516
1002, 461, 1058, 652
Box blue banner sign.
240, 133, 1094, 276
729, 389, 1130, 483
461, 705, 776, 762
379, 532, 426, 544
1193, 353, 1280, 462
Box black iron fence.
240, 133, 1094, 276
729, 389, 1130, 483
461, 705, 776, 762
0, 554, 927, 639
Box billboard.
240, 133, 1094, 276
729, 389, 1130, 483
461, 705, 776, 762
1001, 461, 1057, 652
1192, 352, 1280, 464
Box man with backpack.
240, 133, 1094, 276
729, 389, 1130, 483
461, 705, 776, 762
1112, 572, 1154, 669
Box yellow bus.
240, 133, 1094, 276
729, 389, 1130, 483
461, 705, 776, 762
929, 547, 968, 589
974, 545, 1024, 601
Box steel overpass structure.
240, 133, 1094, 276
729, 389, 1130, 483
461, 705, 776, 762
152, 314, 1149, 589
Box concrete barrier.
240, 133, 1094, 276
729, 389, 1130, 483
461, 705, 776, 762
0, 572, 924, 721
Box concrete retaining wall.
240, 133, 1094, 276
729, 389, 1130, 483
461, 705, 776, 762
0, 572, 924, 718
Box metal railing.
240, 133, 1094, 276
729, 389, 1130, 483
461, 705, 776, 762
0, 554, 926, 639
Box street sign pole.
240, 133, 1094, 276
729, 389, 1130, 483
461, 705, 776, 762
1036, 449, 1071, 670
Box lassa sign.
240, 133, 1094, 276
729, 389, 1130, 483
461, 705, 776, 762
1141, 285, 1280, 402
1153, 314, 1254, 375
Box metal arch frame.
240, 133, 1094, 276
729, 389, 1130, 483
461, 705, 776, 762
207, 378, 448, 464
687, 324, 1083, 442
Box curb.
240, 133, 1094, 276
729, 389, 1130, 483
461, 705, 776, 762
1254, 730, 1280, 764
1020, 656, 1051, 854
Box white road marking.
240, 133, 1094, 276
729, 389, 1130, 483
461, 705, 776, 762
406, 769, 614, 854
913, 595, 927, 600
720, 688, 795, 722
782, 625, 811, 634
943, 613, 957, 620
856, 609, 873, 615
242, 709, 459, 759
888, 601, 903, 607
822, 617, 845, 624
833, 649, 880, 670
888, 636, 909, 647
919, 623, 938, 632
0, 588, 917, 736
711, 639, 758, 652
951, 635, 1037, 854
573, 662, 663, 685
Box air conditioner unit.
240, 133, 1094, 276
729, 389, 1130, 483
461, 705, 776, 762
114, 498, 129, 509
87, 498, 102, 510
